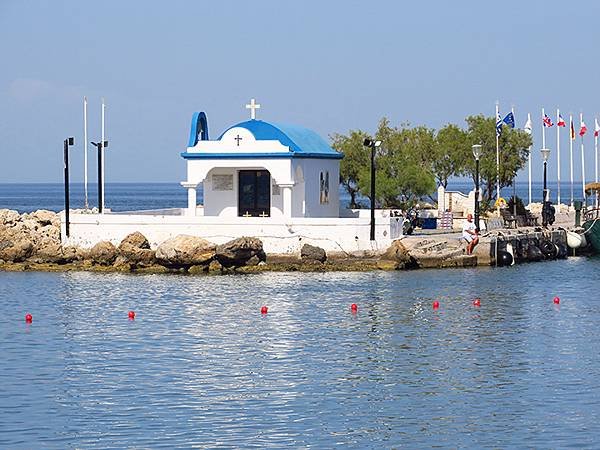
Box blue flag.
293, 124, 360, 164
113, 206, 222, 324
496, 110, 503, 137
502, 112, 515, 129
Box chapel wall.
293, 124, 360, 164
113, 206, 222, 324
301, 159, 340, 218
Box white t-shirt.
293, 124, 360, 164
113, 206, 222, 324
462, 220, 477, 240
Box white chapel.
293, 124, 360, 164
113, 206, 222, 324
180, 99, 343, 218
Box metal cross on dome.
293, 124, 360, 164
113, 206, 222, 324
245, 98, 261, 120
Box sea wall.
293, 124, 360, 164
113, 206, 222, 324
0, 208, 572, 274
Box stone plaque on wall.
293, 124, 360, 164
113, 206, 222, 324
213, 174, 233, 191
272, 184, 281, 196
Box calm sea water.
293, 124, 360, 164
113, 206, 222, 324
1, 261, 599, 448
0, 181, 567, 213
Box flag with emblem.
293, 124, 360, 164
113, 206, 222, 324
543, 114, 554, 127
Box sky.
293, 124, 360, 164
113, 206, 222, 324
1, 0, 600, 184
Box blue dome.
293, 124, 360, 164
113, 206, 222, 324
219, 120, 342, 159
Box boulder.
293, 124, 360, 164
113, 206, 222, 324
26, 210, 60, 227
118, 231, 150, 250
0, 209, 20, 226
300, 243, 327, 263
88, 241, 117, 265
0, 237, 34, 262
215, 237, 265, 268
381, 240, 418, 269
155, 235, 215, 267
118, 232, 155, 266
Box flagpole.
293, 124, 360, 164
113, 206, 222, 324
101, 97, 105, 213
594, 117, 599, 208
528, 112, 532, 206
542, 107, 546, 149
570, 114, 574, 207
496, 102, 500, 205
556, 108, 561, 206
83, 96, 88, 209
581, 112, 586, 204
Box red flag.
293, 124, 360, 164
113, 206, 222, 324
557, 114, 566, 127
580, 119, 587, 137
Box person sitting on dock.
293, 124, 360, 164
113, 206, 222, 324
462, 213, 479, 255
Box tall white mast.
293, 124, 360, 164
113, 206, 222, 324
569, 113, 574, 207
101, 97, 106, 213
527, 112, 532, 206
541, 107, 546, 149
495, 101, 500, 204
556, 108, 561, 206
83, 96, 89, 209
594, 117, 600, 208
581, 112, 586, 204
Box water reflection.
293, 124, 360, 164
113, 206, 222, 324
0, 260, 599, 448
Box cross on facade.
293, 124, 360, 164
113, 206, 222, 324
245, 98, 261, 120
234, 134, 243, 146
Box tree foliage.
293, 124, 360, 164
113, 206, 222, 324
332, 114, 532, 209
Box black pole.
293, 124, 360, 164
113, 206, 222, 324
513, 178, 517, 219
474, 158, 480, 232
63, 139, 70, 237
370, 144, 376, 241
542, 160, 548, 226
97, 143, 103, 213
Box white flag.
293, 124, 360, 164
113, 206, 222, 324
595, 118, 600, 137
523, 113, 532, 135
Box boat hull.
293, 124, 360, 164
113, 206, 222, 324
583, 219, 600, 252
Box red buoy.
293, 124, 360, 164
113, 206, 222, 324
261, 306, 268, 314
25, 313, 33, 323
432, 301, 440, 309
553, 296, 560, 304
473, 299, 481, 307
350, 303, 358, 312
128, 310, 135, 320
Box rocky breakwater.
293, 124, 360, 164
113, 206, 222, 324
1, 208, 482, 273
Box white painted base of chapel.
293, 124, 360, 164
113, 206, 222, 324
61, 209, 396, 256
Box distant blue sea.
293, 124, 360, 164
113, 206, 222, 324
0, 181, 571, 213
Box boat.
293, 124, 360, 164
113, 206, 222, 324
582, 183, 600, 252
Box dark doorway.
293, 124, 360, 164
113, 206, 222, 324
238, 170, 271, 217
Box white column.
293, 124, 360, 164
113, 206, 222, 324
280, 184, 293, 217
181, 182, 198, 216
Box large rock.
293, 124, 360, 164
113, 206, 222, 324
155, 235, 215, 267
0, 236, 34, 262
118, 232, 155, 267
0, 209, 20, 226
24, 210, 60, 228
215, 237, 265, 268
300, 243, 327, 263
88, 241, 117, 265
381, 240, 418, 269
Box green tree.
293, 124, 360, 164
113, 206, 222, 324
331, 129, 370, 208
431, 124, 469, 188
332, 119, 438, 208
463, 115, 532, 207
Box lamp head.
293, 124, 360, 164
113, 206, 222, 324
363, 138, 373, 147
472, 144, 482, 160
374, 140, 382, 147
67, 137, 74, 146
540, 148, 550, 162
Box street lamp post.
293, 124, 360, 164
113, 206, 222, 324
472, 144, 482, 232
91, 140, 109, 213
541, 148, 551, 226
363, 138, 382, 241
63, 137, 75, 237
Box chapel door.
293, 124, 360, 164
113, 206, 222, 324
238, 170, 271, 217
